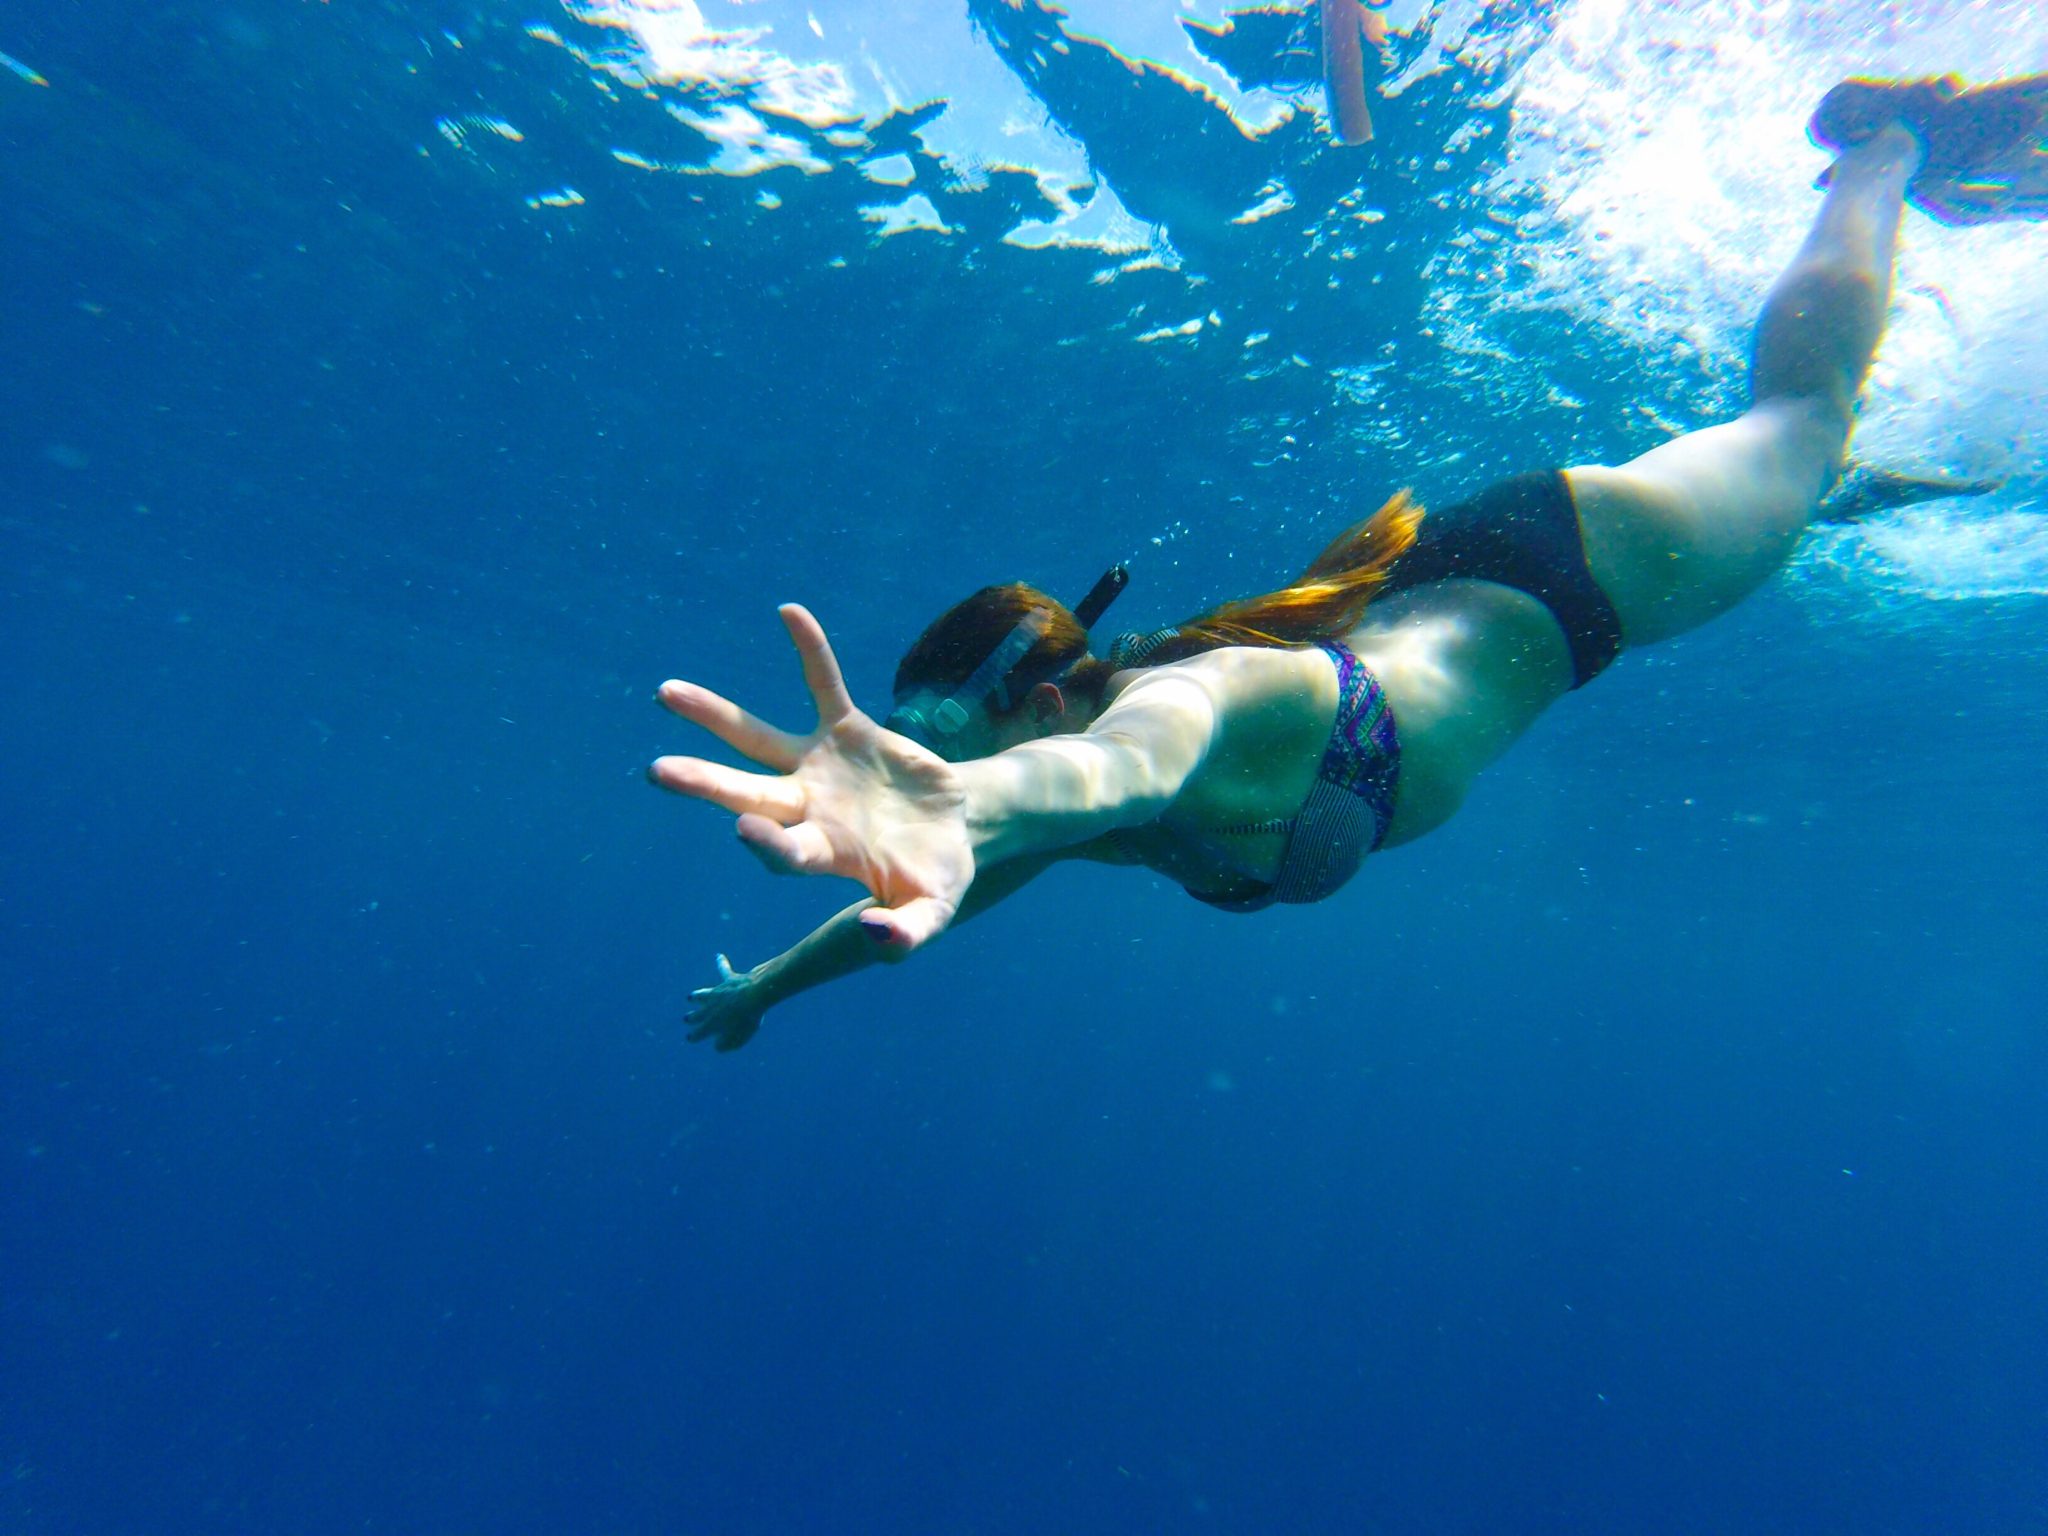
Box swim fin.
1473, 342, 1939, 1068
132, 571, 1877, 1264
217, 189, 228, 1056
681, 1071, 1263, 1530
1810, 74, 2048, 226
1818, 460, 2006, 524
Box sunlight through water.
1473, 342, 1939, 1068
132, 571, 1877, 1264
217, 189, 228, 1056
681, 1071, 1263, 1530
529, 0, 2048, 601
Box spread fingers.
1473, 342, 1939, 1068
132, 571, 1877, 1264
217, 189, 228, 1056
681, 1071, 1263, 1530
779, 604, 857, 727
656, 680, 804, 771
648, 755, 805, 822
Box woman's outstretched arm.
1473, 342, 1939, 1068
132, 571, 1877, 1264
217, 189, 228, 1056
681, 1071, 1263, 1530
651, 605, 1218, 952
954, 668, 1220, 865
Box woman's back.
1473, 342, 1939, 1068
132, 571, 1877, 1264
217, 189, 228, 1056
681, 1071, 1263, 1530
1347, 578, 1580, 845
1102, 570, 1579, 892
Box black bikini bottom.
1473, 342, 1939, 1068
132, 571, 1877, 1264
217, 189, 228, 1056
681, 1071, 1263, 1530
1376, 468, 1623, 688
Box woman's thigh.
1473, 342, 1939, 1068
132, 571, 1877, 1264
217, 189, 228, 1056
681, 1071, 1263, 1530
1568, 397, 1846, 645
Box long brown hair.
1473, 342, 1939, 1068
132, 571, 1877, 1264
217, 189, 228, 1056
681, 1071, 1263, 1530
1137, 489, 1422, 664
894, 489, 1422, 703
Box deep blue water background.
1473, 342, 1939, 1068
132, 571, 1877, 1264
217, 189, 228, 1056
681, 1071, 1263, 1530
4, 4, 2045, 1533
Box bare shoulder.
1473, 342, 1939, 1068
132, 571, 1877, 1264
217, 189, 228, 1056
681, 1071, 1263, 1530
1100, 646, 1334, 824
1106, 644, 1333, 716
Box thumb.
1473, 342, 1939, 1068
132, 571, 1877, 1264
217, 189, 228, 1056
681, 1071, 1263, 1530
858, 896, 955, 955
736, 814, 834, 875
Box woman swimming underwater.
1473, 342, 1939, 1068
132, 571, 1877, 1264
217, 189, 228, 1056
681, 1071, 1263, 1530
652, 76, 2048, 1050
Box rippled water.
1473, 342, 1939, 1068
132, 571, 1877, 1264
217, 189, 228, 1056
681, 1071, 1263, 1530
515, 0, 2048, 599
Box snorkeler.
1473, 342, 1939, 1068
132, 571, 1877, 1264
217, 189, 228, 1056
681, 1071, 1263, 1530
651, 75, 2048, 1051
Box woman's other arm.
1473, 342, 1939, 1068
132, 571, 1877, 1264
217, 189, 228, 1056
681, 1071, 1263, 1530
683, 853, 1065, 1050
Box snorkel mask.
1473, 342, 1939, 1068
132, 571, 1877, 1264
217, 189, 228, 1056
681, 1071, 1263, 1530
885, 564, 1129, 753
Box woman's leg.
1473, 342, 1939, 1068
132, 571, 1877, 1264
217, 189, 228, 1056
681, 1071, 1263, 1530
1567, 125, 1921, 646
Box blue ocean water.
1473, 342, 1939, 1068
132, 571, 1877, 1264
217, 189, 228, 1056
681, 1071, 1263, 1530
3, 2, 2045, 1532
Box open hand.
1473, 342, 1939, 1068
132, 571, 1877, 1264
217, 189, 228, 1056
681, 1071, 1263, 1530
651, 605, 975, 953
686, 954, 766, 1052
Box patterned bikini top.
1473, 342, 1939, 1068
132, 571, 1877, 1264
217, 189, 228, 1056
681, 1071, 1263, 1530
1101, 635, 1401, 911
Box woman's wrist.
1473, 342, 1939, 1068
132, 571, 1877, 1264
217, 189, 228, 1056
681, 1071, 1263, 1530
956, 758, 1038, 865
748, 954, 789, 1007
955, 761, 1006, 857
955, 748, 1090, 864
956, 739, 1150, 865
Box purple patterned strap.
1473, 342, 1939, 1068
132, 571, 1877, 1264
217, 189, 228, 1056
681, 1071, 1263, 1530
1259, 642, 1398, 904
1316, 640, 1401, 849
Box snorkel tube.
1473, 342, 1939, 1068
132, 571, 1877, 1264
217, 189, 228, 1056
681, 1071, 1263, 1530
1071, 563, 1129, 631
